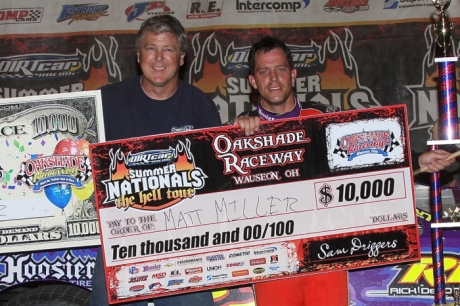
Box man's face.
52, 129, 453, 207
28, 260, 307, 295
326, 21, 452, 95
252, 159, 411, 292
248, 48, 297, 112
137, 32, 185, 95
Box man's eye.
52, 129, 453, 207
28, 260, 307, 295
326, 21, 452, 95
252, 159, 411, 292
259, 70, 268, 75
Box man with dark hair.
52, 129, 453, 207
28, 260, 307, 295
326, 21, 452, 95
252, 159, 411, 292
90, 15, 221, 306
234, 35, 454, 306
234, 35, 347, 306
234, 35, 339, 135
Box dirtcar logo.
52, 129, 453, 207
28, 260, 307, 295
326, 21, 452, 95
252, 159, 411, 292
0, 54, 82, 79
225, 44, 319, 70
333, 130, 400, 161
127, 149, 174, 167
324, 0, 369, 13
126, 1, 174, 22
186, 0, 223, 19
103, 139, 207, 211
57, 4, 109, 24
0, 8, 43, 25
236, 0, 303, 12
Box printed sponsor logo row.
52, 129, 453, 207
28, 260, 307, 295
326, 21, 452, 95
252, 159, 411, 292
125, 247, 282, 293
2, 0, 446, 25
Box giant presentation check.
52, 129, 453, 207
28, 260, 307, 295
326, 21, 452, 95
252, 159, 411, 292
90, 105, 420, 304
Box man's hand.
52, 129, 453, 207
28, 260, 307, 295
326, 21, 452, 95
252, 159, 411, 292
418, 149, 456, 173
234, 114, 261, 136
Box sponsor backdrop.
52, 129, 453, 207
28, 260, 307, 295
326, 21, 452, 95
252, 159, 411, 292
1, 0, 460, 305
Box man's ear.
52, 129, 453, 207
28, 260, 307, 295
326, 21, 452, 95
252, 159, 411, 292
136, 53, 140, 64
180, 53, 185, 66
249, 75, 257, 89
291, 68, 297, 84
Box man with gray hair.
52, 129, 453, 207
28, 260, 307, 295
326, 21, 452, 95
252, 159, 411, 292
90, 15, 220, 306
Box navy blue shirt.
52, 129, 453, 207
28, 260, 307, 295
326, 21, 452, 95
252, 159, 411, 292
100, 76, 221, 141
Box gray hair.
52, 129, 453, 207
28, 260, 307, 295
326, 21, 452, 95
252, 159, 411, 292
135, 15, 187, 54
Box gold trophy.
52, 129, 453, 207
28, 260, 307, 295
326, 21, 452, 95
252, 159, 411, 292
432, 0, 453, 56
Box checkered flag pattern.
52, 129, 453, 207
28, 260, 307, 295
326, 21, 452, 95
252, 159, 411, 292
384, 132, 400, 153
76, 157, 92, 182
29, 9, 43, 20
333, 139, 348, 158
16, 163, 34, 187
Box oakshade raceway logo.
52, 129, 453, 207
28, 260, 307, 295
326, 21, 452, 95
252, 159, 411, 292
0, 8, 43, 25
16, 138, 92, 191
333, 130, 400, 161
212, 131, 310, 184
125, 1, 174, 22
326, 117, 404, 170
323, 0, 369, 13
102, 139, 207, 210
186, 0, 224, 19
56, 4, 109, 24
0, 54, 82, 80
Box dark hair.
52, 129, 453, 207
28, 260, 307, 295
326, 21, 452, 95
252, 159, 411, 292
248, 36, 293, 75
135, 15, 187, 54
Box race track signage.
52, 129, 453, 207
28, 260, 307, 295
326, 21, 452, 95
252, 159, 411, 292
90, 105, 420, 304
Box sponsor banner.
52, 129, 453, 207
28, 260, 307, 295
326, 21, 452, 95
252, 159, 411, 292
2, 22, 459, 154
91, 105, 420, 303
1, 1, 459, 35
349, 207, 460, 305
0, 247, 97, 291
0, 91, 105, 252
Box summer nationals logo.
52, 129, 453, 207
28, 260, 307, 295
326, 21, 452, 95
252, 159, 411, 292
186, 0, 223, 19
212, 131, 310, 182
0, 8, 43, 25
102, 139, 207, 211
125, 1, 174, 22
56, 4, 109, 24
324, 0, 369, 13
333, 130, 400, 161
